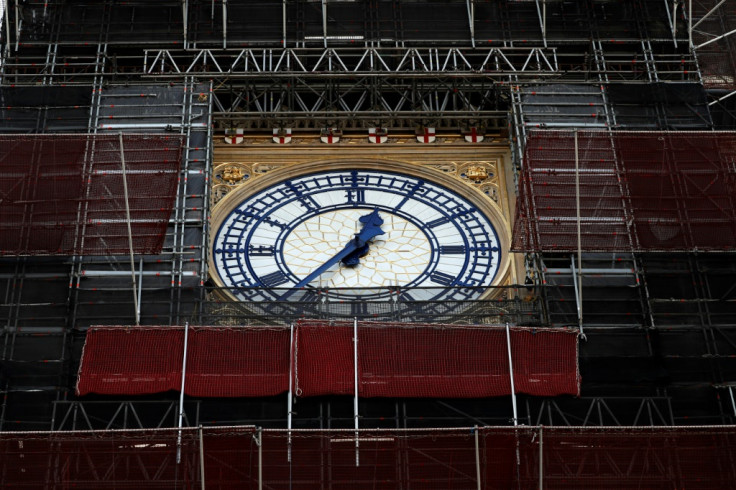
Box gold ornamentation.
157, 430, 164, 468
222, 165, 246, 184
466, 165, 489, 182
214, 163, 250, 186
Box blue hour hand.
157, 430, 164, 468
280, 209, 384, 299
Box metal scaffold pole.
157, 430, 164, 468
198, 425, 206, 489
3, 0, 11, 54
538, 426, 544, 490
177, 322, 190, 464
574, 130, 584, 337
287, 322, 294, 463
505, 322, 518, 426
474, 425, 482, 490
353, 317, 360, 467
119, 133, 140, 326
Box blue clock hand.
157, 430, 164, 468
280, 209, 384, 299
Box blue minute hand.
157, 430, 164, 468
280, 209, 385, 299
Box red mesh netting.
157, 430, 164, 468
185, 327, 290, 397
76, 327, 184, 395
0, 427, 257, 490
512, 131, 736, 252
78, 323, 579, 398
295, 320, 580, 398
3, 427, 734, 489
0, 134, 182, 256
293, 323, 355, 396
540, 427, 736, 489
261, 429, 488, 489
77, 326, 291, 397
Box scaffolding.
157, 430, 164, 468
1, 425, 736, 489
512, 131, 736, 253
0, 0, 734, 453
0, 81, 213, 430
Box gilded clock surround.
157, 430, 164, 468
211, 135, 518, 297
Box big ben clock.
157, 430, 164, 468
210, 161, 511, 302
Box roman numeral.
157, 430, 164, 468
235, 210, 285, 229
285, 181, 318, 211
426, 216, 451, 228
440, 245, 466, 254
260, 270, 289, 288
345, 188, 365, 203
430, 271, 456, 286
248, 245, 275, 256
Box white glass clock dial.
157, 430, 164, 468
211, 169, 504, 302
281, 209, 432, 288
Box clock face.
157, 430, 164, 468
211, 168, 504, 302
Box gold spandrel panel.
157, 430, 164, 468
211, 135, 519, 287
214, 137, 510, 211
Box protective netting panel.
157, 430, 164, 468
540, 427, 736, 490
77, 326, 290, 397
262, 429, 485, 489
2, 427, 734, 489
0, 427, 257, 490
293, 324, 355, 396
512, 131, 736, 252
185, 327, 290, 397
0, 134, 182, 255
76, 327, 184, 395
295, 320, 580, 398
78, 322, 579, 398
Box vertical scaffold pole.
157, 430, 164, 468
14, 0, 19, 51
505, 322, 518, 426
4, 0, 11, 54
198, 425, 206, 489
321, 0, 328, 48
474, 425, 482, 490
182, 0, 188, 49
574, 130, 584, 337
689, 0, 692, 48
256, 428, 263, 490
119, 133, 140, 326
222, 0, 227, 49
353, 317, 360, 467
177, 322, 190, 464
538, 426, 544, 490
287, 323, 294, 463
282, 0, 287, 47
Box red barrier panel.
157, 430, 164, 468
0, 134, 182, 256
185, 327, 290, 397
77, 326, 290, 397
295, 320, 580, 398
76, 327, 183, 395
78, 323, 580, 398
294, 323, 354, 396
512, 131, 736, 252
541, 427, 736, 490
0, 427, 257, 490
3, 426, 734, 489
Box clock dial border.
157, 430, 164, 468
209, 160, 512, 302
